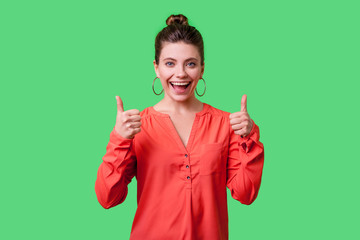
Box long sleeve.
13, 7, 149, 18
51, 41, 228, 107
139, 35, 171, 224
226, 119, 265, 205
95, 126, 137, 209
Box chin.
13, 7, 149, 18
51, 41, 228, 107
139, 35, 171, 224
168, 93, 194, 102
171, 96, 190, 102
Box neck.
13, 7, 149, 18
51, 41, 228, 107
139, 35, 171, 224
157, 94, 203, 114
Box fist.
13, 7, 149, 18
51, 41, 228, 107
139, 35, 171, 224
114, 96, 142, 139
229, 94, 253, 138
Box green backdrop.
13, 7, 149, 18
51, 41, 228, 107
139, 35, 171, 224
1, 0, 359, 239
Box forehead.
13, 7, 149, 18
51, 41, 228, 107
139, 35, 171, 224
160, 41, 200, 60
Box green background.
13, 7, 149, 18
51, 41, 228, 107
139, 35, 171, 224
1, 0, 359, 239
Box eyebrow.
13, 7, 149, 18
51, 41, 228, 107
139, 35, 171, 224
162, 57, 198, 61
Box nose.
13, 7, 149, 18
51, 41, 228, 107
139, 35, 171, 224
175, 65, 187, 78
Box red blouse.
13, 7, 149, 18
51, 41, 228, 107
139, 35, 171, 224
95, 102, 265, 240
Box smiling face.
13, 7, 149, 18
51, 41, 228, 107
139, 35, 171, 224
153, 41, 205, 102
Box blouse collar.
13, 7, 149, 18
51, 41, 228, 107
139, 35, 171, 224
148, 102, 210, 118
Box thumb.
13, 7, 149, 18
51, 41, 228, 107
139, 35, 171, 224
241, 94, 247, 112
115, 96, 124, 112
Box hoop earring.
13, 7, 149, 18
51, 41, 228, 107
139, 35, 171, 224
152, 77, 163, 95
195, 78, 206, 97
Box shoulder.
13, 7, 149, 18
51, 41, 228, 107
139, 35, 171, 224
205, 103, 231, 118
203, 103, 233, 136
138, 105, 167, 119
139, 106, 154, 118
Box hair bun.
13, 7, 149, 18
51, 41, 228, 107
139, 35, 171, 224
166, 14, 189, 26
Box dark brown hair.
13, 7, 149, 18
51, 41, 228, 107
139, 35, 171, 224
155, 14, 204, 66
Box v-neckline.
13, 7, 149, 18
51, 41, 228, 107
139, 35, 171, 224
149, 103, 209, 152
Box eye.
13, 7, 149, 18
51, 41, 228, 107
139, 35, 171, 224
187, 62, 196, 67
165, 62, 174, 66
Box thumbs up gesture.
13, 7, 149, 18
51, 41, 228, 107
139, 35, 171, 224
229, 94, 253, 138
114, 96, 142, 139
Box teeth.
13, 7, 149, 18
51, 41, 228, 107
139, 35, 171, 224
171, 82, 190, 86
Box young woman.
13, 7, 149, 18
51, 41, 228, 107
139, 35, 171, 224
95, 14, 265, 240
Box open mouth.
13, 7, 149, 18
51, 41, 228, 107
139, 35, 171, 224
169, 81, 192, 94
170, 82, 191, 88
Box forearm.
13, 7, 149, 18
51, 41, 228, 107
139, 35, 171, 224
95, 127, 137, 209
227, 120, 265, 205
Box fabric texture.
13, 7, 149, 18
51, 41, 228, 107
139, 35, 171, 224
95, 102, 265, 240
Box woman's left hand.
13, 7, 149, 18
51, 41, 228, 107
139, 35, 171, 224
229, 94, 253, 138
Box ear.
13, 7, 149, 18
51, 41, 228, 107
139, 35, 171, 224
200, 62, 205, 78
153, 60, 159, 77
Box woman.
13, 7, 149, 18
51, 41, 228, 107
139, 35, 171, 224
95, 14, 264, 240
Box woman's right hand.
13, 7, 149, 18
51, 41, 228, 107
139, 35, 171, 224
114, 96, 142, 139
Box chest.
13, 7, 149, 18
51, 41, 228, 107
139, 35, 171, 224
134, 113, 230, 184
168, 114, 196, 149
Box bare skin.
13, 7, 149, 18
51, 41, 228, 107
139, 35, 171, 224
153, 101, 203, 148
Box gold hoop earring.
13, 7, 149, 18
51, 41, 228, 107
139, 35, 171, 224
195, 78, 206, 97
152, 77, 163, 95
